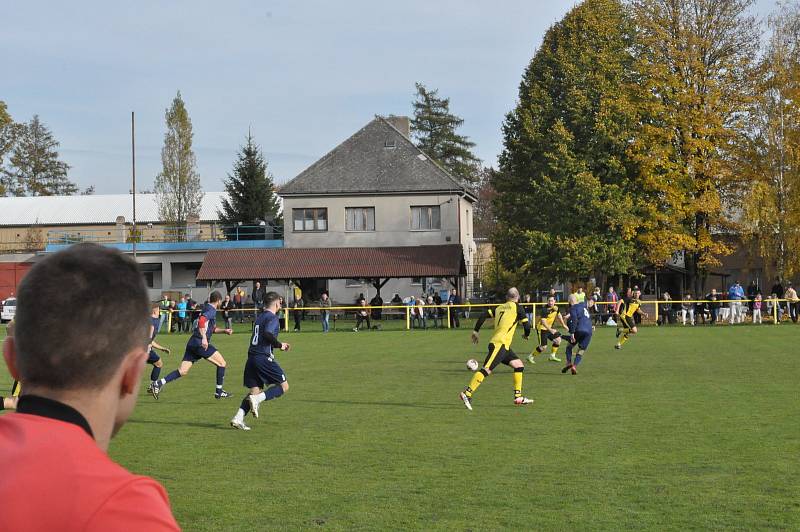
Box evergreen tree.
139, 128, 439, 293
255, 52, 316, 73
629, 0, 759, 292
0, 101, 17, 196
155, 91, 203, 227
7, 115, 77, 196
496, 0, 640, 286
411, 83, 480, 184
218, 132, 283, 239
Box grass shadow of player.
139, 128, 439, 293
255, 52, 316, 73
127, 418, 231, 431
298, 398, 486, 410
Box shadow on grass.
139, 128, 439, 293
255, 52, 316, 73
127, 418, 232, 431
297, 398, 483, 410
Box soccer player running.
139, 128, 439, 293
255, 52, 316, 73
527, 296, 567, 364
459, 287, 533, 411
615, 287, 647, 350
561, 294, 594, 375
231, 292, 290, 431
145, 304, 170, 398
152, 290, 233, 399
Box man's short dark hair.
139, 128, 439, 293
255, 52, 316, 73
264, 291, 281, 308
15, 243, 150, 390
209, 290, 222, 304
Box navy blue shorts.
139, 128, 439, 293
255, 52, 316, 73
182, 343, 218, 363
244, 354, 286, 389
147, 350, 160, 364
572, 331, 592, 350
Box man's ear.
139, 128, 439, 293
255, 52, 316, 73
3, 336, 21, 381
119, 348, 147, 397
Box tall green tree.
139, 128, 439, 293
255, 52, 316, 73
218, 132, 283, 238
0, 101, 18, 195
496, 0, 641, 287
738, 2, 800, 280
411, 83, 481, 184
155, 91, 203, 226
628, 0, 759, 292
7, 115, 77, 196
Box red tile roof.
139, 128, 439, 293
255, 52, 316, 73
196, 245, 466, 281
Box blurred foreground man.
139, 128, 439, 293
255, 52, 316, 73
0, 243, 180, 531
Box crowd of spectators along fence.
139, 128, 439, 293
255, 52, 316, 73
156, 288, 800, 334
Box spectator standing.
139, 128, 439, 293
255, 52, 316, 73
705, 289, 720, 325
681, 294, 695, 325
659, 292, 673, 326
221, 294, 234, 330
590, 287, 603, 325
785, 283, 799, 323
728, 281, 745, 324
447, 288, 461, 328
233, 287, 244, 322
158, 294, 170, 332
523, 294, 533, 324
548, 287, 560, 302
319, 292, 331, 333
370, 293, 383, 324
770, 277, 784, 302
605, 286, 618, 324
390, 293, 403, 305
252, 281, 265, 313
176, 295, 188, 332
766, 293, 781, 322
0, 244, 180, 530
746, 281, 758, 314
354, 299, 371, 331
575, 287, 586, 304
425, 296, 442, 328
752, 293, 763, 324
292, 297, 303, 332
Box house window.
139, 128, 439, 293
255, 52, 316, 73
411, 205, 441, 230
346, 278, 363, 287
345, 207, 375, 232
411, 277, 422, 285
293, 208, 328, 232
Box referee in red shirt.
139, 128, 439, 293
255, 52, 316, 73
0, 243, 180, 531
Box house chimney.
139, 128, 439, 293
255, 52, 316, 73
385, 115, 411, 138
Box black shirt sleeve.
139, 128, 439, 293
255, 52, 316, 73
516, 303, 531, 337
473, 308, 493, 332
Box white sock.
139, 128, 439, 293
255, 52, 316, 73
233, 409, 245, 423
251, 392, 267, 405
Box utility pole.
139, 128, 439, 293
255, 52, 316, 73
132, 111, 137, 260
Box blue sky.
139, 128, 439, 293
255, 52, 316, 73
1, 0, 780, 194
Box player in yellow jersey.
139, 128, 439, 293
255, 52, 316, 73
459, 287, 533, 410
1, 319, 20, 411
615, 288, 647, 349
527, 296, 567, 364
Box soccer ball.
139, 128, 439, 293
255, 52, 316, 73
466, 358, 479, 371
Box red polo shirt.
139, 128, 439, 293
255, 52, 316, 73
0, 395, 180, 531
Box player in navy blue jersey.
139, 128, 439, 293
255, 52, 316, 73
230, 291, 291, 431
561, 294, 594, 375
152, 291, 233, 399
145, 303, 170, 398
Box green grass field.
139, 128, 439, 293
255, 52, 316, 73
2, 321, 799, 530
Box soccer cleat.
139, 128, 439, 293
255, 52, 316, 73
548, 354, 561, 363
150, 382, 161, 400
614, 343, 622, 350
513, 396, 534, 406
561, 365, 571, 374
526, 354, 536, 364
459, 392, 473, 411
570, 365, 577, 375
215, 390, 233, 399
352, 327, 359, 332
230, 419, 251, 431
248, 394, 260, 419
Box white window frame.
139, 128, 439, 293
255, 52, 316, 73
292, 208, 328, 232
345, 207, 376, 232
410, 205, 441, 231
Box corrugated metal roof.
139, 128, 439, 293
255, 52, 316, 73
197, 245, 466, 280
0, 192, 227, 226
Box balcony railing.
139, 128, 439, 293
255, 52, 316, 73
46, 224, 284, 246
